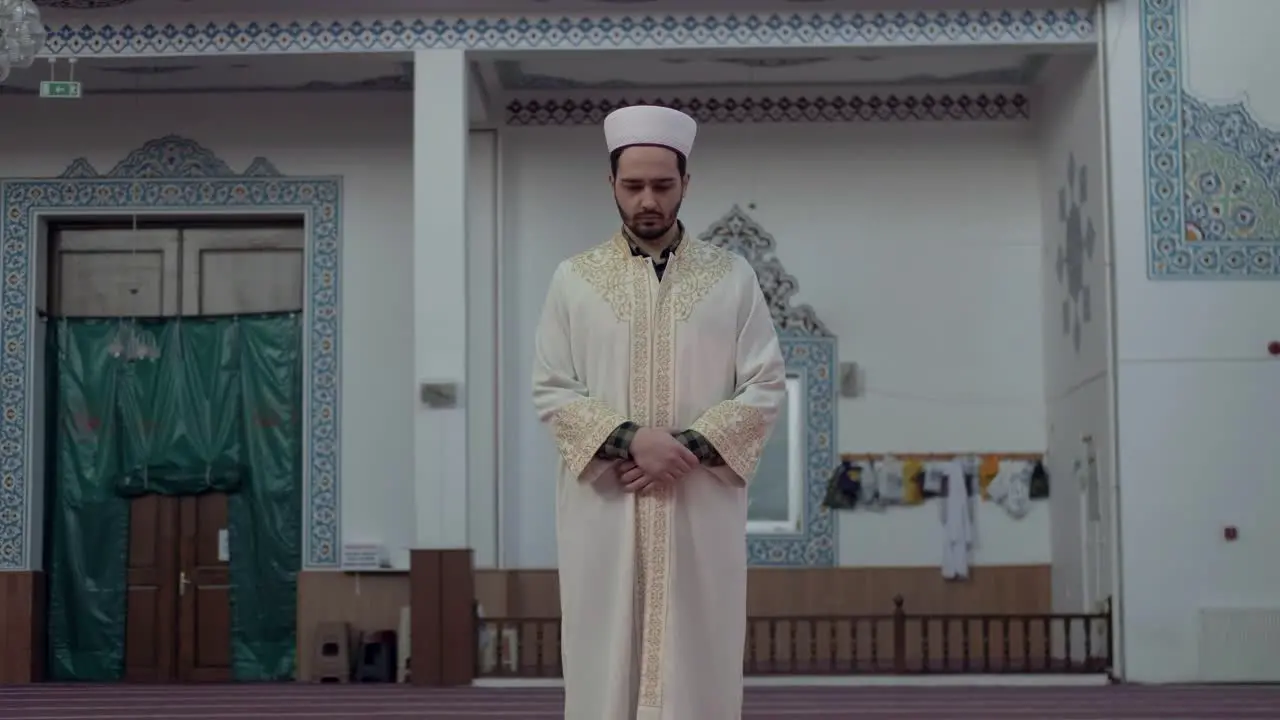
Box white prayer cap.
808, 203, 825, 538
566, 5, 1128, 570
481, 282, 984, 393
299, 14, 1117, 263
603, 105, 698, 158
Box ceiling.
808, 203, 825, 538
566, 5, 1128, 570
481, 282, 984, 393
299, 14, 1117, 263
489, 48, 1046, 91
1, 54, 413, 94
0, 47, 1048, 95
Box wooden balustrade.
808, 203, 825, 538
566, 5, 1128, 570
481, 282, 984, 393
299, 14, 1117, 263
475, 596, 1112, 678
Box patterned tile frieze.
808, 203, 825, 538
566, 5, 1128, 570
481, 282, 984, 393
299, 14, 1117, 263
506, 92, 1030, 126
1144, 0, 1280, 278
38, 8, 1095, 57
0, 136, 344, 570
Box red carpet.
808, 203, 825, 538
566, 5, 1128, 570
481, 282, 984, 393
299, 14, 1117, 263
0, 683, 1275, 718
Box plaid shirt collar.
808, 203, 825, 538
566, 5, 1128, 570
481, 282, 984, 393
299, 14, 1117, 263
623, 221, 684, 264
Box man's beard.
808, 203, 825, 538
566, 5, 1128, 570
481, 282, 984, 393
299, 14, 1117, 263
617, 199, 682, 241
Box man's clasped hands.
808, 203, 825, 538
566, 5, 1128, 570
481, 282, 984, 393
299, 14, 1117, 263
617, 427, 699, 493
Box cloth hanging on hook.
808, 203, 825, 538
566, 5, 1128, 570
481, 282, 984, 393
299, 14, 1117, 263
986, 460, 1032, 519
822, 460, 862, 510
900, 459, 925, 505
876, 456, 904, 503
1028, 460, 1050, 499
939, 458, 974, 581
978, 454, 1001, 499
858, 460, 884, 511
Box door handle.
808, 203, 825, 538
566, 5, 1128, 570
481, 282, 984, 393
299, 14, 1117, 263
179, 570, 191, 596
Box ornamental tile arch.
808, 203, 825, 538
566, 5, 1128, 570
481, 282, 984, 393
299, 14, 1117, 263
0, 136, 343, 570
1143, 0, 1280, 278
700, 206, 837, 567
36, 7, 1095, 57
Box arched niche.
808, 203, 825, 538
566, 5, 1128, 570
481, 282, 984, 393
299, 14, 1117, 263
0, 136, 344, 570
700, 206, 837, 567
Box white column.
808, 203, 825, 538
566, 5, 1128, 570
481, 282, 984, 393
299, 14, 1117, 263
412, 49, 470, 550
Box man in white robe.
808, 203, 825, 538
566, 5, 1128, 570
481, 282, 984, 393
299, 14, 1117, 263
531, 105, 787, 720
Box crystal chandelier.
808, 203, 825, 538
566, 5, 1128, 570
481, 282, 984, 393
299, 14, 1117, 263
0, 0, 47, 83
107, 320, 161, 362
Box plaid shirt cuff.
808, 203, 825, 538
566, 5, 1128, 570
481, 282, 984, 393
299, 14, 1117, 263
596, 421, 640, 460
673, 429, 726, 466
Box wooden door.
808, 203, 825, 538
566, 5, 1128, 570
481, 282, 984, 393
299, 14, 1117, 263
52, 230, 183, 682
175, 227, 304, 681
123, 495, 181, 682
177, 493, 233, 681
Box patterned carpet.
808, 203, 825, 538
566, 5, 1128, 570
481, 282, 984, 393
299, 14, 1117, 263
0, 683, 1276, 719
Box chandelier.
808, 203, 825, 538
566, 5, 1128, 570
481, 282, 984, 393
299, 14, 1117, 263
107, 319, 162, 362
0, 0, 47, 83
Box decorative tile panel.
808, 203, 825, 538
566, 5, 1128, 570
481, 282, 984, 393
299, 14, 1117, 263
1056, 152, 1097, 351
1144, 0, 1280, 278
38, 8, 1096, 57
0, 136, 343, 570
506, 92, 1030, 126
700, 206, 837, 567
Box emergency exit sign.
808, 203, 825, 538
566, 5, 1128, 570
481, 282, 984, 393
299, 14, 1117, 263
39, 81, 82, 99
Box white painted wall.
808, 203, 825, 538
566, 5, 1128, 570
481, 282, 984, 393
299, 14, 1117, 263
1035, 56, 1114, 615
1105, 0, 1280, 682
498, 120, 1052, 569
3, 90, 1058, 577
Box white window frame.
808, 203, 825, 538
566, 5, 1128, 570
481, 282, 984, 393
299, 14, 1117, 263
746, 374, 805, 536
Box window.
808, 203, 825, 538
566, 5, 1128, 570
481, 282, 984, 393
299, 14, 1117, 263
747, 375, 804, 535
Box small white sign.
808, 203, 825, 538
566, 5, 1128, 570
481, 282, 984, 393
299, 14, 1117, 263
217, 528, 229, 562
341, 542, 389, 570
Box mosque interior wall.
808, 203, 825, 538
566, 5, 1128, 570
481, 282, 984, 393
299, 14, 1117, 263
0, 77, 1071, 677
1102, 0, 1280, 683
4, 0, 1280, 687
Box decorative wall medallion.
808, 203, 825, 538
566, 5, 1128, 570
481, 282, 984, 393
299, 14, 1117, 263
1143, 0, 1280, 278
506, 92, 1030, 126
39, 8, 1096, 58
700, 206, 837, 566
0, 136, 344, 570
1056, 152, 1096, 352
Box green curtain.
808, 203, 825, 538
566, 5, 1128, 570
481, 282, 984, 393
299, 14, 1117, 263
46, 314, 302, 682
46, 320, 129, 681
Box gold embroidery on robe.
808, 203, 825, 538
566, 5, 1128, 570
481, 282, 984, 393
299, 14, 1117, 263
690, 401, 771, 482
550, 397, 628, 478
568, 236, 634, 322
635, 238, 736, 709
666, 242, 737, 322
632, 243, 668, 709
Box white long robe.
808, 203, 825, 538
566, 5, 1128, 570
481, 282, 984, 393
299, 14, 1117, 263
532, 232, 786, 720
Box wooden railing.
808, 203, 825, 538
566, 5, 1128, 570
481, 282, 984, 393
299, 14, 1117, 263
475, 596, 1112, 678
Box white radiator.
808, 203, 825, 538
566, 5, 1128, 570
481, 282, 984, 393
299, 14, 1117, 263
1196, 607, 1280, 682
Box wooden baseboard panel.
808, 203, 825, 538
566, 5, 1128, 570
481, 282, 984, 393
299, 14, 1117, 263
475, 565, 1051, 618
292, 564, 1050, 680
0, 571, 46, 684
295, 570, 410, 682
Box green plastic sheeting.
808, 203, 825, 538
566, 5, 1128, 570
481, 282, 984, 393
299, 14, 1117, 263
45, 314, 303, 682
